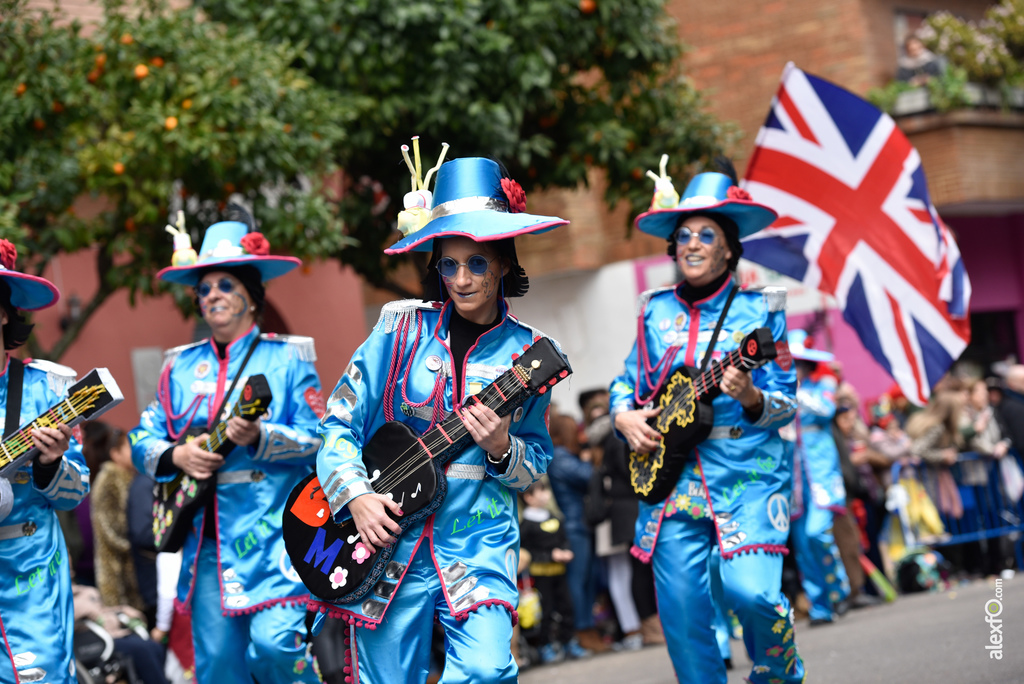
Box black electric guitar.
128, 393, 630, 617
153, 374, 273, 553
629, 328, 781, 504
0, 368, 123, 478
283, 337, 571, 603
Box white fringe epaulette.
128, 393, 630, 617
375, 299, 434, 334
161, 340, 205, 371
26, 359, 78, 397
261, 333, 317, 363
759, 286, 788, 313
636, 286, 675, 316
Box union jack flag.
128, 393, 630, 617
742, 63, 971, 405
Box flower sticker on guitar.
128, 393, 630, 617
329, 566, 348, 590
352, 543, 371, 565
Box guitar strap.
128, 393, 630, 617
4, 357, 24, 438
699, 285, 739, 373
210, 335, 261, 425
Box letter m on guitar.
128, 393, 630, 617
304, 528, 343, 575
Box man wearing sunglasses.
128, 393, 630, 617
312, 155, 570, 683
609, 162, 804, 683
130, 219, 325, 684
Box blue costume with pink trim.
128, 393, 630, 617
787, 374, 850, 622
130, 326, 323, 684
311, 298, 558, 684
609, 277, 804, 683
0, 359, 87, 684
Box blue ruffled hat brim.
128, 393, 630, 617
0, 272, 60, 311
635, 200, 778, 241
384, 212, 568, 254
157, 255, 301, 286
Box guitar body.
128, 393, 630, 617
284, 420, 451, 603
629, 365, 715, 504
628, 327, 779, 504
153, 374, 273, 553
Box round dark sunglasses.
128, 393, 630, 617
675, 227, 717, 246
437, 255, 495, 279
195, 278, 236, 299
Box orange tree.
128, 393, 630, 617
1, 0, 354, 360
197, 0, 726, 288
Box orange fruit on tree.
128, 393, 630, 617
580, 0, 597, 13
134, 64, 149, 79
95, 54, 107, 68
32, 119, 45, 131
52, 101, 64, 113
283, 123, 293, 133
120, 33, 134, 45
182, 99, 193, 110
223, 182, 236, 194
150, 56, 165, 68
88, 69, 101, 84
165, 116, 178, 131
230, 77, 240, 87
125, 217, 136, 232
15, 83, 26, 97
113, 162, 125, 175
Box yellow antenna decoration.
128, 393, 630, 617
165, 209, 198, 266
647, 153, 679, 210
396, 136, 450, 237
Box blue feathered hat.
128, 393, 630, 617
157, 212, 300, 286
385, 152, 568, 254
634, 155, 777, 241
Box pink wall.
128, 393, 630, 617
28, 250, 367, 430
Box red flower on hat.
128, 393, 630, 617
0, 240, 17, 270
500, 178, 527, 213
727, 186, 751, 201
240, 232, 270, 256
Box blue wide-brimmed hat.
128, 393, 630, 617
0, 240, 59, 311
384, 157, 568, 254
157, 220, 300, 286
635, 171, 778, 241
788, 329, 834, 363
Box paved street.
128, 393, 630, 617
521, 576, 1022, 684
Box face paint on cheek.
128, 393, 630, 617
709, 242, 729, 276
230, 292, 249, 318
481, 271, 497, 299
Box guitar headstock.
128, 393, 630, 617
510, 337, 572, 395
66, 368, 124, 420
738, 327, 778, 369
238, 374, 273, 420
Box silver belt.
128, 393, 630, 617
218, 470, 266, 485
0, 520, 37, 541
707, 425, 745, 441
447, 464, 486, 480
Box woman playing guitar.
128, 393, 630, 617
311, 150, 569, 683
0, 240, 87, 684
129, 217, 324, 684
610, 160, 803, 684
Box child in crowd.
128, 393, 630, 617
520, 480, 590, 663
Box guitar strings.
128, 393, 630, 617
656, 347, 760, 420
0, 388, 104, 465
367, 373, 531, 495
368, 374, 528, 494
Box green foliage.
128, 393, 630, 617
197, 0, 725, 285
1, 0, 353, 359
867, 79, 914, 113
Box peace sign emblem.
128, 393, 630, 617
767, 493, 790, 533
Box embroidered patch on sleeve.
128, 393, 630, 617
305, 387, 326, 419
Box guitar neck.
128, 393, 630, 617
0, 395, 86, 468
202, 402, 243, 455
693, 348, 758, 401
418, 368, 531, 463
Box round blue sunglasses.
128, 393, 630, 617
195, 278, 237, 298
437, 255, 495, 279
675, 227, 718, 246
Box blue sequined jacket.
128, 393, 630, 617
130, 325, 323, 615
609, 277, 797, 561
313, 299, 557, 625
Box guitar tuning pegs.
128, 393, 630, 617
533, 335, 541, 342
522, 344, 530, 352
548, 378, 558, 386
511, 353, 520, 361
537, 386, 548, 394
559, 370, 568, 378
